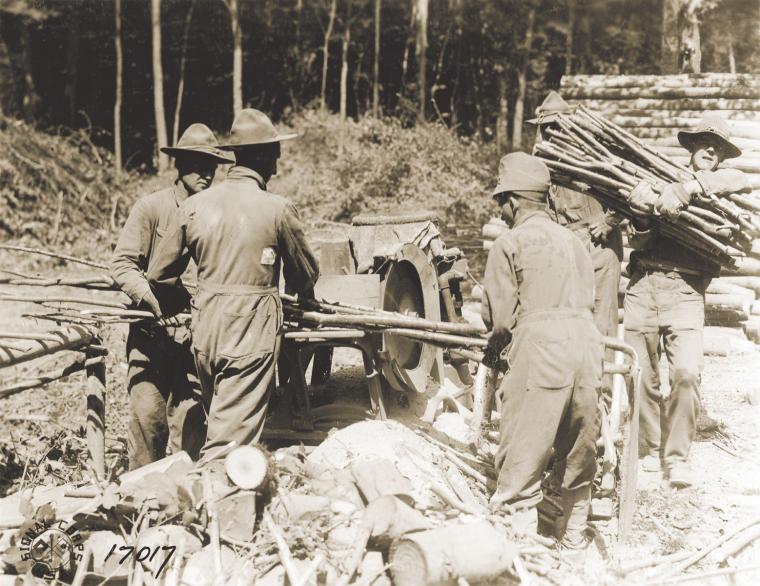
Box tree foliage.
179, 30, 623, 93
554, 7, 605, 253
0, 0, 758, 168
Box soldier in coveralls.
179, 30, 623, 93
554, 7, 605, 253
111, 124, 234, 469
147, 109, 319, 457
626, 115, 750, 488
483, 152, 603, 549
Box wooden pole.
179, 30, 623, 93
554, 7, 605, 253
85, 344, 106, 479
0, 355, 101, 399
0, 326, 96, 368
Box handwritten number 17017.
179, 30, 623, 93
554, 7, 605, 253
104, 544, 176, 576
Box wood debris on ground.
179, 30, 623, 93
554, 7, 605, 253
0, 421, 571, 585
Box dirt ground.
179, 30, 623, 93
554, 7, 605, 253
2, 257, 760, 584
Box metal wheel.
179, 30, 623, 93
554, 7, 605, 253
380, 244, 440, 393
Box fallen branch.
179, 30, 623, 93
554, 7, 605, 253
710, 525, 760, 564
635, 564, 760, 586
0, 244, 109, 270
0, 355, 103, 399
671, 517, 760, 574
263, 510, 302, 586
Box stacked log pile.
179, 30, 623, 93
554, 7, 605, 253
560, 74, 760, 211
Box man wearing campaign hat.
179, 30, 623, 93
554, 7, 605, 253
530, 91, 623, 359
147, 109, 319, 458
625, 115, 750, 488
482, 152, 603, 550
111, 123, 234, 469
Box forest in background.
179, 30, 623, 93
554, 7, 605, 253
1, 0, 760, 172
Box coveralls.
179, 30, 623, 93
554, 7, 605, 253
110, 182, 205, 469
482, 210, 602, 511
147, 166, 319, 456
625, 168, 750, 467
549, 185, 623, 341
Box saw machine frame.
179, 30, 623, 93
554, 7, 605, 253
263, 220, 470, 441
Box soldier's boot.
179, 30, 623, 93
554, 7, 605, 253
509, 507, 539, 536
558, 485, 591, 551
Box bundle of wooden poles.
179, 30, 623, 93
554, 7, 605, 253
0, 245, 489, 356
533, 105, 760, 272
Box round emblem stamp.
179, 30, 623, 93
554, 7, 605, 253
20, 519, 84, 579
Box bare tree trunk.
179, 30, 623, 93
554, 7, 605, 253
151, 0, 169, 171
296, 0, 303, 45
496, 68, 508, 154
339, 1, 351, 121
230, 0, 243, 115
114, 0, 123, 172
415, 0, 429, 122
679, 0, 701, 73
173, 0, 196, 145
401, 2, 417, 86
661, 0, 680, 74
511, 3, 535, 150
565, 0, 575, 75
19, 24, 40, 120
728, 38, 736, 74
64, 13, 79, 124
321, 0, 337, 111
372, 0, 381, 117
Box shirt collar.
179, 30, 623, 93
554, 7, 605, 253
513, 209, 551, 228
172, 180, 190, 206
226, 166, 267, 189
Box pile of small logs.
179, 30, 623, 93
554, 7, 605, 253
0, 244, 490, 359
560, 74, 760, 204
532, 105, 760, 273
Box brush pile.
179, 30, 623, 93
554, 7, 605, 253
0, 117, 147, 252
533, 105, 760, 272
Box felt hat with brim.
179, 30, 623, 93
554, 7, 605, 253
160, 123, 235, 163
492, 152, 550, 202
677, 115, 742, 160
220, 109, 298, 150
527, 90, 573, 125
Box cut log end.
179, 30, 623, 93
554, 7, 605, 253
389, 540, 430, 586
224, 445, 269, 490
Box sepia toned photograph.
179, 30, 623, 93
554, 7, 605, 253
1, 0, 759, 584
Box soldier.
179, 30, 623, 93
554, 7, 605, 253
482, 152, 603, 549
110, 123, 234, 469
147, 109, 319, 457
529, 91, 624, 347
625, 115, 750, 488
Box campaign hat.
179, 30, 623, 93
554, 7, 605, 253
160, 123, 234, 163
677, 115, 742, 160
220, 109, 297, 150
527, 91, 573, 125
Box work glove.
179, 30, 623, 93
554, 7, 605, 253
139, 290, 163, 319
588, 211, 622, 245
482, 332, 511, 374
655, 182, 691, 219
627, 181, 658, 217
